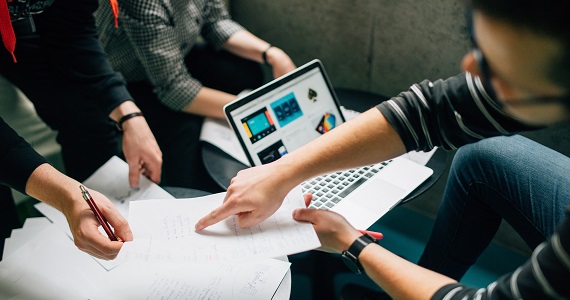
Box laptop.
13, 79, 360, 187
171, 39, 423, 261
224, 59, 433, 229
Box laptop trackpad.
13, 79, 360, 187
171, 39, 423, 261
350, 178, 406, 211
332, 178, 406, 229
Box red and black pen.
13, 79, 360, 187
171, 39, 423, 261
80, 185, 118, 241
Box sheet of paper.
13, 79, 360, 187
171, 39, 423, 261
200, 117, 251, 166
33, 155, 174, 270
2, 221, 289, 300
119, 186, 320, 264
2, 217, 51, 258
82, 155, 175, 217
0, 224, 108, 300
103, 259, 290, 300
401, 147, 438, 166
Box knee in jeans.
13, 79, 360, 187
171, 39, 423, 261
454, 136, 527, 169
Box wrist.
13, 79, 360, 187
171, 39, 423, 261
341, 233, 378, 274
115, 112, 144, 132
263, 46, 283, 67
109, 100, 141, 122
274, 155, 308, 188
339, 230, 365, 253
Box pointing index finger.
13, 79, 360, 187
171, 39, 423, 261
195, 201, 246, 230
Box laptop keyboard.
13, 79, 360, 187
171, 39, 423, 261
301, 160, 393, 209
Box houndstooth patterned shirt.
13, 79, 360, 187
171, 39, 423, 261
95, 0, 243, 111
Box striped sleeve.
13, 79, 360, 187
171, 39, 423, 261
376, 72, 538, 152
432, 208, 570, 300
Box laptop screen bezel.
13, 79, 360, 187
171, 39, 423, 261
224, 59, 345, 166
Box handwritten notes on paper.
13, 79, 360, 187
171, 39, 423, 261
0, 218, 291, 300
119, 186, 321, 264
108, 259, 290, 300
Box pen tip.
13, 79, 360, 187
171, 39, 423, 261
79, 185, 86, 192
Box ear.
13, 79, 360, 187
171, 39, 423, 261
461, 52, 481, 77
462, 52, 516, 100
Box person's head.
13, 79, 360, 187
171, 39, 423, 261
461, 0, 570, 125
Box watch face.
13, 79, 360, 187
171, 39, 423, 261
341, 251, 363, 274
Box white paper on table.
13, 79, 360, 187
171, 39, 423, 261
103, 258, 290, 300
199, 117, 251, 166
1, 221, 289, 300
2, 217, 52, 258
33, 155, 174, 271
119, 186, 320, 264
0, 224, 109, 300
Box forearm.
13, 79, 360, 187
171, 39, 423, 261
183, 88, 237, 119
222, 30, 271, 63
360, 244, 457, 300
275, 108, 406, 186
25, 164, 83, 215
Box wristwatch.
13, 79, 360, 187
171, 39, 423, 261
341, 233, 377, 274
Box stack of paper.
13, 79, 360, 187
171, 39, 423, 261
0, 217, 293, 299
0, 156, 320, 299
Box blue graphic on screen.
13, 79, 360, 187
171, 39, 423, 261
270, 92, 303, 127
248, 113, 271, 135
241, 108, 276, 144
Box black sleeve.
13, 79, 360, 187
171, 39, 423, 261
0, 118, 48, 194
376, 73, 539, 152
33, 0, 133, 116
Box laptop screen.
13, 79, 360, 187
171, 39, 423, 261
225, 60, 345, 166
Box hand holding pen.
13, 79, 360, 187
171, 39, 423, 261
80, 185, 118, 241
69, 185, 133, 260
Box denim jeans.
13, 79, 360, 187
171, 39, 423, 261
417, 135, 570, 280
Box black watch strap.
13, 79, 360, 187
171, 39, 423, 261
341, 234, 376, 274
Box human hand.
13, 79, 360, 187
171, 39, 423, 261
195, 162, 298, 230
265, 47, 296, 78
62, 188, 133, 260
120, 116, 162, 187
292, 194, 361, 254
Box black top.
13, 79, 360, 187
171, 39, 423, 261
376, 72, 536, 152
0, 118, 47, 194
2, 0, 134, 192
7, 0, 133, 116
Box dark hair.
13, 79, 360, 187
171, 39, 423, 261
471, 0, 570, 90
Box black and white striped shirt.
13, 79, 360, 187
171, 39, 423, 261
376, 72, 536, 152
377, 73, 569, 299
95, 0, 243, 111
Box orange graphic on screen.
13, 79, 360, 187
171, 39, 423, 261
242, 122, 252, 138
316, 113, 336, 134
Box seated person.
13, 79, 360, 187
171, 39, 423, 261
195, 0, 570, 298
95, 0, 296, 190
294, 135, 570, 300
